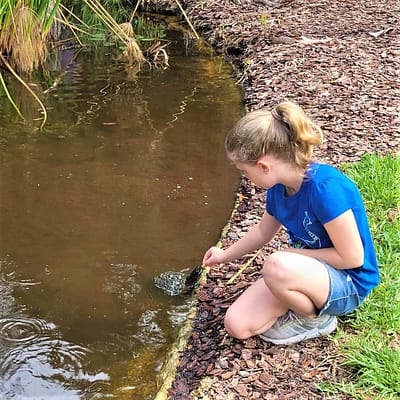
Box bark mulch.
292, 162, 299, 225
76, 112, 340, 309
168, 179, 350, 400
154, 0, 399, 398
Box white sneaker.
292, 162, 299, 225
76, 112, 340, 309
260, 311, 337, 345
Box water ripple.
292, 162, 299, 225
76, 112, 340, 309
0, 317, 109, 399
0, 316, 56, 343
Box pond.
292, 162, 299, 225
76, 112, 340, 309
0, 25, 243, 399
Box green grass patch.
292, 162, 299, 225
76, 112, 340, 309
325, 153, 400, 399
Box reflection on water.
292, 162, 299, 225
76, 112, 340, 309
0, 26, 242, 398
0, 330, 109, 399
0, 266, 109, 398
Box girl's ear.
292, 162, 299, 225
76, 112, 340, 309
257, 158, 270, 174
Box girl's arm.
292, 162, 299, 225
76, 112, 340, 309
203, 211, 281, 266
287, 209, 364, 269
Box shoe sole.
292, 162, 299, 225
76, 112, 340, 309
259, 317, 337, 345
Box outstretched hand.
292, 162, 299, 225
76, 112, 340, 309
202, 246, 226, 266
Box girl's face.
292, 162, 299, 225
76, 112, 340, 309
233, 156, 305, 195
233, 160, 272, 189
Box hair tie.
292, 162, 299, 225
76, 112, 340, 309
271, 108, 282, 122
271, 107, 290, 127
271, 107, 293, 139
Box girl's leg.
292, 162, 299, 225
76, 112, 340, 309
224, 251, 331, 340
224, 278, 288, 339
263, 251, 330, 317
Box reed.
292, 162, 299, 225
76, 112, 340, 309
0, 71, 25, 121
0, 54, 48, 129
0, 0, 61, 74
0, 0, 144, 127
1, 0, 201, 127
80, 0, 144, 63
0, 0, 147, 73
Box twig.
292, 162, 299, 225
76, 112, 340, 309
300, 35, 332, 44
368, 27, 393, 39
227, 249, 261, 284
129, 0, 142, 24
174, 0, 200, 40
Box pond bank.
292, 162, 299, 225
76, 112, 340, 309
151, 0, 400, 398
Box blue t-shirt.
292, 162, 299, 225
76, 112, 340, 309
266, 163, 379, 298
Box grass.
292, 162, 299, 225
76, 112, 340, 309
0, 0, 144, 127
0, 1, 59, 74
324, 153, 400, 399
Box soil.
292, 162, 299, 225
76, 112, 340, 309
149, 0, 400, 399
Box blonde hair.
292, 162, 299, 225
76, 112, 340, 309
225, 102, 323, 170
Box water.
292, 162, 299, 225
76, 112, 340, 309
0, 27, 243, 398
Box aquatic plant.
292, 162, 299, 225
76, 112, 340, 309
0, 54, 48, 128
0, 0, 144, 128
0, 0, 200, 128
0, 0, 61, 74
80, 0, 144, 62
0, 1, 59, 126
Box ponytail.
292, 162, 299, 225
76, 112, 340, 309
225, 102, 323, 170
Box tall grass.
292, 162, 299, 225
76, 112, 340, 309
78, 0, 144, 63
0, 0, 145, 127
63, 0, 129, 29
0, 0, 61, 73
0, 1, 60, 125
0, 0, 144, 73
324, 153, 400, 399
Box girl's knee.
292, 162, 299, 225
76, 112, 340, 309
263, 251, 291, 282
224, 308, 251, 340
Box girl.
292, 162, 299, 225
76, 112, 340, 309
202, 102, 379, 345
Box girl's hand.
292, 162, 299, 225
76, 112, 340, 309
202, 246, 226, 266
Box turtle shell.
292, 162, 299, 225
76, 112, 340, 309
153, 266, 202, 296
153, 271, 187, 296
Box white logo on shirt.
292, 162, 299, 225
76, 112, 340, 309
290, 211, 322, 249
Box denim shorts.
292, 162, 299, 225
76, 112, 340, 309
318, 262, 366, 316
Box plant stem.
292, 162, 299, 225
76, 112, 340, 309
227, 249, 261, 284
129, 0, 142, 24
0, 54, 47, 129
0, 71, 25, 121
174, 0, 200, 40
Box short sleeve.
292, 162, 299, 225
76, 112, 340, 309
311, 176, 356, 224
266, 189, 273, 216
266, 184, 284, 217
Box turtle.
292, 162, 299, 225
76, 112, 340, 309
153, 266, 203, 296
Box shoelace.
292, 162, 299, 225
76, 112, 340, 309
275, 310, 301, 327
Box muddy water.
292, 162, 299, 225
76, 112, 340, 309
0, 29, 242, 399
